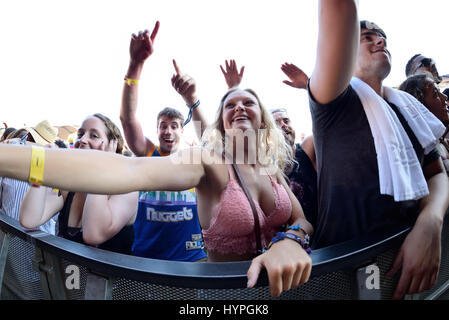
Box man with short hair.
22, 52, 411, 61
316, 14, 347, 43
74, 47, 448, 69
270, 108, 318, 229
120, 22, 206, 261
309, 1, 449, 299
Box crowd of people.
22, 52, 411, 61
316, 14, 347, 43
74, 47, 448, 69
1, 0, 449, 299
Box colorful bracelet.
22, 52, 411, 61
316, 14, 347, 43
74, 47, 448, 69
287, 223, 310, 247
268, 232, 312, 254
28, 146, 45, 185
124, 77, 139, 86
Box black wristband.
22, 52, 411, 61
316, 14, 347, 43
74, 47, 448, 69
183, 100, 200, 126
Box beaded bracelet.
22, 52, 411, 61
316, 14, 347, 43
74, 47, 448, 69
268, 232, 312, 254
287, 223, 310, 247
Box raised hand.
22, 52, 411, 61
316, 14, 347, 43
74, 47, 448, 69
281, 63, 309, 90
129, 21, 160, 65
220, 59, 245, 89
105, 138, 118, 153
171, 59, 198, 107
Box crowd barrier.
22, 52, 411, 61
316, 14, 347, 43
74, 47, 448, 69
1, 211, 448, 300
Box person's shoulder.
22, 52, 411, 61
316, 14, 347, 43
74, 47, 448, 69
308, 83, 355, 108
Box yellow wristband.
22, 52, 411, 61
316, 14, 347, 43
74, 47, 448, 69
29, 146, 45, 185
124, 77, 139, 86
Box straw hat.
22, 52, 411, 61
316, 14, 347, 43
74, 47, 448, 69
27, 120, 58, 146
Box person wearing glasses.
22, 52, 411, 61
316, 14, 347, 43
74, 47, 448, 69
405, 54, 443, 84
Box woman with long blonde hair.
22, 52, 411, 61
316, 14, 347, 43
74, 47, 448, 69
1, 88, 312, 297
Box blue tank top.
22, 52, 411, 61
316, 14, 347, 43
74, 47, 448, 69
131, 145, 207, 261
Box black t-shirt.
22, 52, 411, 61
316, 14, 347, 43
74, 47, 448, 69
309, 85, 440, 249
287, 144, 318, 229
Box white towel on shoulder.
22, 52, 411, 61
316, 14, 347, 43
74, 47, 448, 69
350, 77, 445, 201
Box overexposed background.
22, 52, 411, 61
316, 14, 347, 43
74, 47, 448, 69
1, 0, 448, 145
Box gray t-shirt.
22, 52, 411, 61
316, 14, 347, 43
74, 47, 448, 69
309, 85, 440, 249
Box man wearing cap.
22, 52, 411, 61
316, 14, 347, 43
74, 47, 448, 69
0, 120, 59, 234
309, 1, 449, 299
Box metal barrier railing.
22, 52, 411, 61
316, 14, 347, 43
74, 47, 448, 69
0, 211, 448, 300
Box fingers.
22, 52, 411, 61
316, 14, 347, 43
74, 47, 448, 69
222, 59, 238, 73
386, 249, 403, 277
417, 274, 432, 294
172, 73, 195, 95
281, 263, 296, 294
283, 80, 295, 88
239, 66, 245, 77
150, 21, 160, 42
247, 256, 263, 289
173, 59, 181, 75
247, 254, 296, 297
392, 269, 411, 300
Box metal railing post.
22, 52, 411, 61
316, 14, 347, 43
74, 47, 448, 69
0, 232, 11, 297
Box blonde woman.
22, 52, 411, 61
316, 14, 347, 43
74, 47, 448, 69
1, 89, 312, 297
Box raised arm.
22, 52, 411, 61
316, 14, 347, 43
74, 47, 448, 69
171, 59, 208, 139
120, 22, 160, 156
220, 59, 245, 89
309, 0, 359, 104
0, 144, 205, 196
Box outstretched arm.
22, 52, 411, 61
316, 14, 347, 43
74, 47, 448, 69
171, 59, 208, 139
0, 144, 205, 196
220, 59, 245, 89
120, 22, 160, 156
309, 0, 359, 104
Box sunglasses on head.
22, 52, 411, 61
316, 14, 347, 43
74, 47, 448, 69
414, 58, 434, 72
270, 108, 287, 114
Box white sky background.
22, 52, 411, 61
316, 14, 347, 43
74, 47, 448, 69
1, 0, 448, 145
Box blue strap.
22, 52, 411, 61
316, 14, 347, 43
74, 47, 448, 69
183, 100, 200, 126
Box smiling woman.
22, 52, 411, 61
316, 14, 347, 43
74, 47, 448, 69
0, 83, 314, 297
18, 113, 138, 255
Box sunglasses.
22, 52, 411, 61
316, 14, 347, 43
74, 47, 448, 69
270, 108, 287, 114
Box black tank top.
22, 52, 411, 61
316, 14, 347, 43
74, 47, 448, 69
287, 144, 318, 229
58, 192, 134, 255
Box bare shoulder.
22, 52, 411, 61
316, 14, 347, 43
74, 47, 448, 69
301, 135, 315, 155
